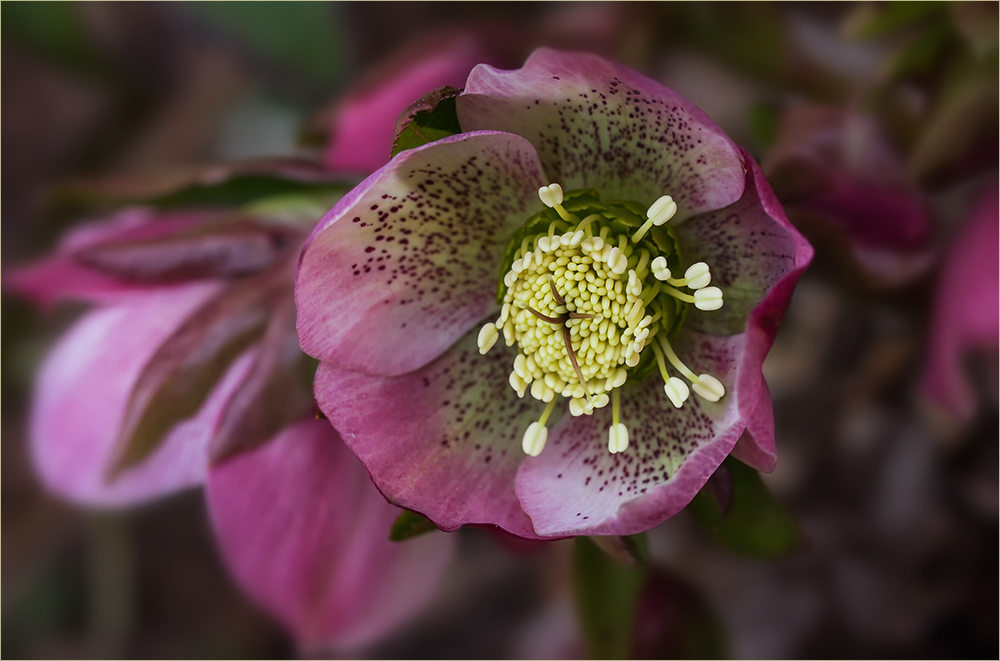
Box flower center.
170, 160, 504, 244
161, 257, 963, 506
478, 183, 726, 457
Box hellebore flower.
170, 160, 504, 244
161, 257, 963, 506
297, 49, 813, 538
921, 183, 999, 422
7, 203, 455, 649
764, 105, 933, 288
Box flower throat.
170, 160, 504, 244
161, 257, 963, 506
478, 184, 725, 457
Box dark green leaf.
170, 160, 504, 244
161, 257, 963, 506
686, 456, 802, 559
573, 536, 646, 660
390, 511, 438, 541
390, 86, 463, 158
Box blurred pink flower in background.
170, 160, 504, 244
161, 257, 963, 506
764, 104, 935, 288
297, 49, 812, 540
921, 183, 999, 423
1, 34, 518, 650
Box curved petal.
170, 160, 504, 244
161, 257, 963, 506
5, 208, 221, 307
296, 131, 547, 376
675, 151, 813, 471
206, 418, 457, 650
315, 330, 545, 540
515, 333, 745, 537
29, 283, 260, 506
921, 183, 999, 420
324, 34, 491, 173
458, 48, 745, 220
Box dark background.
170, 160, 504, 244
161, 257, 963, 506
3, 3, 997, 658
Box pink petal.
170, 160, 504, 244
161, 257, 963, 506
5, 208, 222, 307
296, 131, 547, 376
921, 183, 999, 420
206, 417, 456, 651
677, 150, 813, 471
314, 330, 545, 540
324, 34, 491, 174
515, 333, 746, 537
30, 283, 259, 506
458, 48, 746, 220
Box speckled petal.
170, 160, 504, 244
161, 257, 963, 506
29, 283, 260, 506
207, 418, 456, 651
515, 333, 745, 537
297, 131, 546, 376
458, 48, 745, 220
315, 330, 548, 540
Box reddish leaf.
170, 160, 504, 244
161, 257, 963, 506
105, 267, 290, 480
209, 295, 314, 464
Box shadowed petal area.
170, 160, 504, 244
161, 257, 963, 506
315, 330, 545, 539
297, 131, 546, 376
29, 283, 260, 506
515, 333, 745, 537
458, 48, 745, 220
206, 418, 457, 650
922, 184, 999, 420
676, 151, 813, 471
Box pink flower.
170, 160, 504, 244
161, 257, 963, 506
8, 205, 454, 650
764, 105, 934, 288
4, 33, 502, 648
921, 183, 999, 422
296, 49, 813, 539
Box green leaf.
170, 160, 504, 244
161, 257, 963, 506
390, 86, 463, 158
686, 456, 802, 559
389, 511, 438, 542
588, 533, 649, 567
573, 537, 646, 660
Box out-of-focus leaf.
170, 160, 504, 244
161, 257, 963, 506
686, 456, 802, 559
57, 158, 353, 210
390, 86, 463, 158
842, 1, 947, 40
186, 2, 346, 85
2, 2, 99, 70
106, 272, 287, 479
589, 533, 649, 567
73, 219, 296, 283
209, 295, 314, 464
951, 2, 1000, 59
747, 102, 779, 152
573, 536, 645, 660
676, 3, 788, 81
884, 23, 953, 81
389, 511, 438, 542
908, 70, 999, 184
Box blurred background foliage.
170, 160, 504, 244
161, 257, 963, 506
3, 2, 996, 658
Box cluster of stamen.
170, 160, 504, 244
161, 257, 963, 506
478, 183, 727, 458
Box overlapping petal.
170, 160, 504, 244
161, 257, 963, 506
297, 132, 547, 376
458, 48, 746, 220
206, 418, 456, 650
316, 332, 543, 539
29, 283, 259, 506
